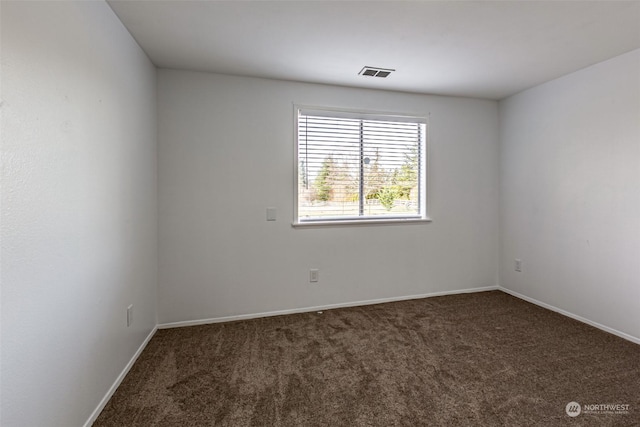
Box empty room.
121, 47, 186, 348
1, 0, 639, 426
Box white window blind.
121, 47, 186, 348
296, 108, 426, 223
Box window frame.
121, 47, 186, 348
293, 105, 431, 227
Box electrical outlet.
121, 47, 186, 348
309, 269, 319, 283
515, 259, 522, 272
127, 304, 133, 327
266, 207, 277, 221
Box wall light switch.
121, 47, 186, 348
266, 207, 277, 221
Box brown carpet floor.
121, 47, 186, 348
94, 291, 640, 426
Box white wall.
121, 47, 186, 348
158, 70, 499, 324
1, 2, 157, 426
499, 49, 640, 341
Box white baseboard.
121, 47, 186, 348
498, 286, 640, 345
158, 285, 500, 329
84, 326, 158, 427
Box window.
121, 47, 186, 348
294, 107, 428, 225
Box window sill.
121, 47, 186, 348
292, 217, 432, 228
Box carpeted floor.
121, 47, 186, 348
94, 291, 640, 426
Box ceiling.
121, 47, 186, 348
107, 0, 640, 100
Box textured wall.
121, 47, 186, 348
1, 2, 157, 425
157, 70, 500, 324
499, 49, 640, 341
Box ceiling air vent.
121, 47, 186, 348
359, 66, 395, 78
